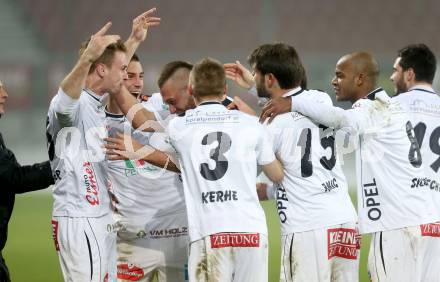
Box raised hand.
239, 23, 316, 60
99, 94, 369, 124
227, 96, 256, 116
81, 22, 121, 63
224, 61, 255, 90
129, 7, 161, 43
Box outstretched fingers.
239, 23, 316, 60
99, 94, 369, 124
95, 22, 112, 36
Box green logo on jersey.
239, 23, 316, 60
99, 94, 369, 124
124, 160, 159, 177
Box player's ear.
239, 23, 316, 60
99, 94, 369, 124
355, 73, 364, 86
265, 73, 273, 88
188, 83, 194, 96
404, 68, 415, 82
96, 63, 106, 78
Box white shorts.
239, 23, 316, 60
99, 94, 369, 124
52, 214, 117, 282
188, 232, 268, 282
280, 222, 360, 282
421, 222, 440, 282
367, 224, 440, 282
116, 212, 189, 282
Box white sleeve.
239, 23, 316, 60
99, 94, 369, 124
256, 123, 276, 166
291, 95, 369, 134
248, 86, 258, 97
53, 88, 80, 127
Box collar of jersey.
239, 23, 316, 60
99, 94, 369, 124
408, 84, 437, 94
83, 88, 109, 105
104, 106, 125, 119
364, 87, 384, 100
198, 101, 223, 106
282, 86, 303, 98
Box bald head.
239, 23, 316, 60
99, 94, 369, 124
332, 51, 380, 104
339, 52, 380, 85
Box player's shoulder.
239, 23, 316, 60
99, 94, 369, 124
143, 92, 168, 112
352, 88, 390, 109
269, 112, 304, 130
300, 89, 333, 105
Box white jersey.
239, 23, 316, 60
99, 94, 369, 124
291, 88, 438, 234
392, 85, 440, 212
147, 92, 169, 112
106, 100, 185, 224
167, 102, 275, 242
47, 88, 110, 217
267, 88, 357, 234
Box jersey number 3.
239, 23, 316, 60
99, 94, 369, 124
200, 132, 232, 181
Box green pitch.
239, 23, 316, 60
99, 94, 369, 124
4, 193, 370, 281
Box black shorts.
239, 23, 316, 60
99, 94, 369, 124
0, 253, 10, 282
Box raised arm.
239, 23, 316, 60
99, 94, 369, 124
111, 8, 161, 131
60, 22, 120, 100
290, 95, 365, 131
113, 86, 158, 130
124, 7, 160, 64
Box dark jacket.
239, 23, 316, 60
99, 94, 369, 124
0, 132, 54, 281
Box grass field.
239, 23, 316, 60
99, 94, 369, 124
4, 192, 370, 281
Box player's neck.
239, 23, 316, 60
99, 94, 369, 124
271, 88, 297, 99
85, 75, 107, 96
195, 95, 223, 106
107, 96, 123, 115
352, 84, 378, 104
408, 81, 432, 90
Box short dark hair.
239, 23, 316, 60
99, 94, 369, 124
79, 39, 127, 74
131, 53, 140, 63
398, 44, 437, 84
157, 61, 193, 88
190, 58, 225, 98
248, 43, 305, 89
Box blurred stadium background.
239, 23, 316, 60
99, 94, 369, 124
0, 0, 439, 281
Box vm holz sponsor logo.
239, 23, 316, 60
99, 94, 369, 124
149, 227, 188, 239
210, 233, 260, 248
421, 223, 440, 237
83, 161, 99, 205
117, 264, 144, 281
327, 228, 360, 260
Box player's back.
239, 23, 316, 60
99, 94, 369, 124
267, 89, 357, 234
47, 88, 110, 217
392, 86, 440, 213
350, 90, 438, 233
167, 102, 274, 242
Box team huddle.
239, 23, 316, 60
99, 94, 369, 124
44, 7, 440, 282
